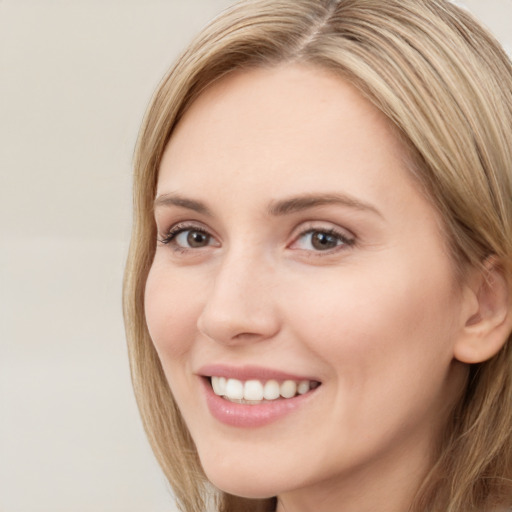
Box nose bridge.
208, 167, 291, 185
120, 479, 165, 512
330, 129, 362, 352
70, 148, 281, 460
197, 245, 279, 345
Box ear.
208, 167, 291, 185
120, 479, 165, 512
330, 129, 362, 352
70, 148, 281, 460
454, 258, 512, 364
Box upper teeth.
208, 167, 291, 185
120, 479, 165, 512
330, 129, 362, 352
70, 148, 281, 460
211, 377, 317, 402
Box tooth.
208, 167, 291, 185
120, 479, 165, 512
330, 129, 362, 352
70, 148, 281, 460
218, 377, 227, 395
225, 378, 244, 400
297, 380, 310, 395
263, 380, 280, 400
280, 380, 297, 399
211, 377, 227, 396
244, 380, 264, 401
214, 376, 317, 401
211, 376, 221, 395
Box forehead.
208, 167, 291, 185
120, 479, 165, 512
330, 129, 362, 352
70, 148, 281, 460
159, 64, 410, 199
156, 63, 456, 273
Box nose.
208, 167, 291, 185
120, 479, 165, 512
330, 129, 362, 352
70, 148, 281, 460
196, 251, 281, 346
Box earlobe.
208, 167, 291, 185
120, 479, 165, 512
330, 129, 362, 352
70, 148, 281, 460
454, 259, 512, 364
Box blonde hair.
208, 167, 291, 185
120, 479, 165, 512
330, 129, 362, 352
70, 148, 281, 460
123, 1, 512, 511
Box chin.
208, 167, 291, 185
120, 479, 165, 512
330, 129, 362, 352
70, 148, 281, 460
200, 458, 284, 499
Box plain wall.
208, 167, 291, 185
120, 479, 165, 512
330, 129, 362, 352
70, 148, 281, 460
1, 1, 511, 511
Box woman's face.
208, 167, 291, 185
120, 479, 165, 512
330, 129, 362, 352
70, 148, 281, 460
145, 64, 470, 508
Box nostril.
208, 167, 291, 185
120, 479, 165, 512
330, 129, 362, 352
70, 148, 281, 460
197, 306, 281, 346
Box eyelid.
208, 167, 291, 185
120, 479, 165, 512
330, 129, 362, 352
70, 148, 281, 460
288, 222, 356, 252
158, 221, 219, 248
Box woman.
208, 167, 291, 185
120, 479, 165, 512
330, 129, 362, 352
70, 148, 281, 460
123, 1, 512, 511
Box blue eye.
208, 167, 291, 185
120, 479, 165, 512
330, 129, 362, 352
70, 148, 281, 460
293, 229, 353, 251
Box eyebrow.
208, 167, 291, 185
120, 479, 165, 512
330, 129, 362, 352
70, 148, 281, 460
153, 191, 382, 218
153, 193, 213, 216
268, 193, 383, 218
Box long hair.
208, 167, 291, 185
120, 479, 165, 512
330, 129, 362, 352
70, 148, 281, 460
123, 1, 512, 510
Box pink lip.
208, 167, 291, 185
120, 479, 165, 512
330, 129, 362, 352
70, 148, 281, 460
197, 364, 319, 382
197, 365, 321, 428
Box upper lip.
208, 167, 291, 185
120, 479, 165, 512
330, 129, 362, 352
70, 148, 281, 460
197, 364, 320, 382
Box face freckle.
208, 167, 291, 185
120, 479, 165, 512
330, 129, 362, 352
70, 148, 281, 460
144, 63, 469, 507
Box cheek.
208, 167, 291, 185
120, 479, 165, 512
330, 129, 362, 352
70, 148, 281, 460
144, 262, 202, 362
279, 265, 463, 455
283, 261, 460, 382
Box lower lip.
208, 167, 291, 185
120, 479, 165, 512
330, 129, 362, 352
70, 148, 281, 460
202, 378, 318, 428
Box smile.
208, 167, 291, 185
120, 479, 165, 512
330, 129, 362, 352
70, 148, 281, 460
210, 376, 320, 403
199, 365, 322, 427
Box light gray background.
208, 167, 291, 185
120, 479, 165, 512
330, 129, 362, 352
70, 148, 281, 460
1, 1, 511, 511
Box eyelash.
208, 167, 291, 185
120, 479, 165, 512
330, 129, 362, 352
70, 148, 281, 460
292, 227, 355, 253
158, 222, 212, 248
157, 222, 355, 254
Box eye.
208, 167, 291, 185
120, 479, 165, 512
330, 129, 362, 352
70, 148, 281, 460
159, 224, 219, 250
291, 228, 354, 252
175, 229, 212, 248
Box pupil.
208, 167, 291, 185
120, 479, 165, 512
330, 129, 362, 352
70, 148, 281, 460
187, 231, 208, 247
312, 232, 337, 250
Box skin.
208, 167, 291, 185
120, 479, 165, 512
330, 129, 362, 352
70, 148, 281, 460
144, 64, 474, 512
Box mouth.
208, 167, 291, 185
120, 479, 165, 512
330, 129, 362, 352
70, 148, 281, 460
198, 365, 322, 427
207, 376, 321, 404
